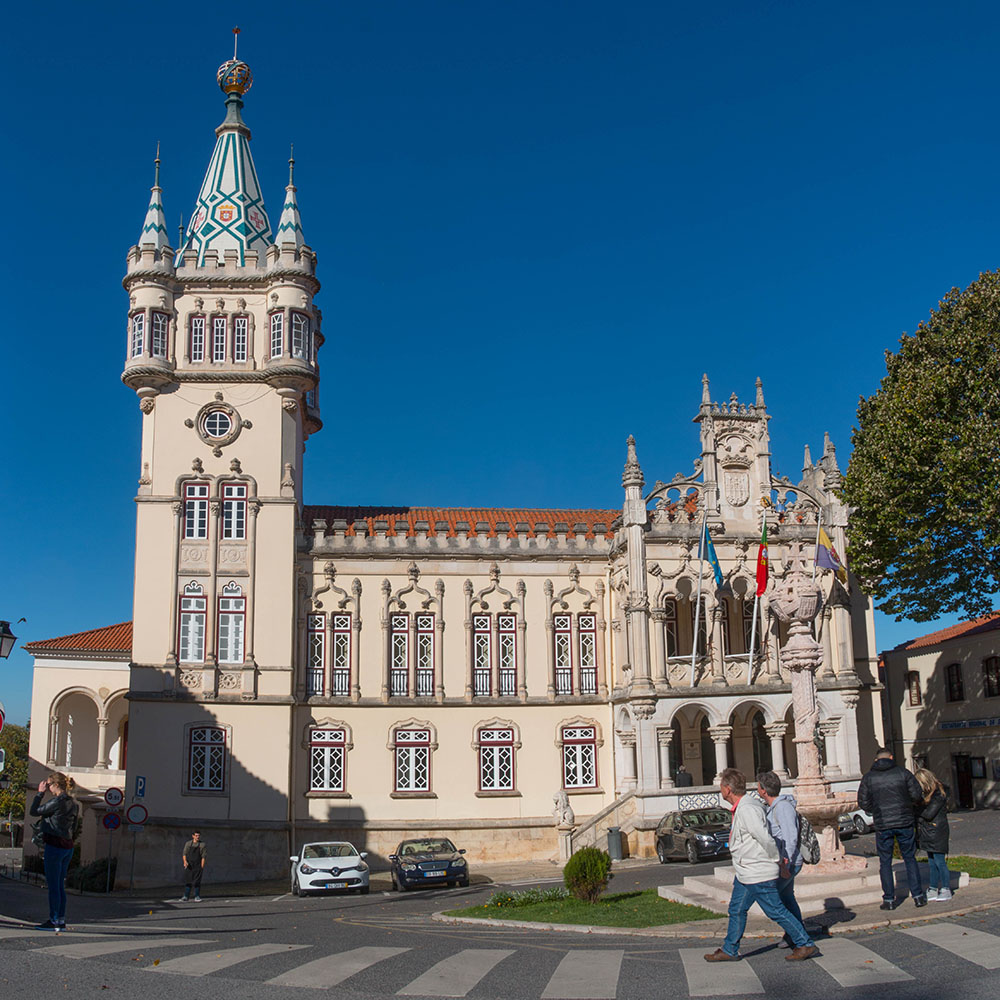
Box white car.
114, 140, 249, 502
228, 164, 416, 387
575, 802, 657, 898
838, 807, 875, 835
290, 841, 370, 896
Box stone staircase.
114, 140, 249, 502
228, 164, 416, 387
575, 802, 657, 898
658, 858, 971, 915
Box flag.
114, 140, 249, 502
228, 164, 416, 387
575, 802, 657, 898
756, 522, 768, 596
698, 524, 725, 588
816, 527, 848, 584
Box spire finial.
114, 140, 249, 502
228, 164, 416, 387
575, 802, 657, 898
154, 142, 161, 188
622, 434, 644, 489
288, 143, 296, 188
802, 443, 812, 473
755, 376, 765, 408
233, 25, 240, 61
178, 214, 184, 248
701, 373, 711, 406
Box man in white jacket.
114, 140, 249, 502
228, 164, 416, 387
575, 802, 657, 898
704, 768, 818, 963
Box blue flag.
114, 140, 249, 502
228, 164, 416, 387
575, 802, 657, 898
698, 525, 725, 589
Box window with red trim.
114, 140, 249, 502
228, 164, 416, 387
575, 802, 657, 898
562, 725, 598, 789
189, 315, 206, 362
393, 728, 431, 792
306, 614, 325, 696
221, 483, 246, 539
331, 614, 351, 696
478, 726, 515, 791
184, 482, 209, 539
212, 316, 227, 362
473, 614, 491, 696
151, 311, 169, 359
188, 726, 226, 791
390, 614, 408, 696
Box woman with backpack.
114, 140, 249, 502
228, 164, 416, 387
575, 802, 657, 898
29, 772, 79, 931
915, 768, 951, 901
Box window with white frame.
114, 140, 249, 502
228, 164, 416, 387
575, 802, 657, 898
331, 614, 351, 696
221, 483, 247, 539
390, 614, 409, 696
691, 598, 709, 656
720, 599, 733, 656
233, 315, 248, 363
416, 614, 434, 696
742, 599, 761, 653
184, 482, 209, 539
187, 726, 226, 791
291, 311, 309, 359
393, 728, 431, 792
663, 599, 678, 657
269, 311, 284, 358
189, 315, 206, 362
562, 725, 598, 789
473, 614, 491, 696
151, 311, 169, 359
217, 582, 245, 664
306, 614, 325, 696
129, 312, 145, 358
498, 614, 517, 696
579, 614, 598, 695
478, 726, 515, 791
178, 582, 206, 663
309, 727, 346, 792
554, 614, 573, 695
212, 315, 227, 362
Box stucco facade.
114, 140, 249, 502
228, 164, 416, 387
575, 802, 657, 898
25, 56, 883, 885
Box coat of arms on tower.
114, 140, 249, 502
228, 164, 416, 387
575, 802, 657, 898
219, 203, 236, 223
723, 470, 750, 507
719, 434, 752, 507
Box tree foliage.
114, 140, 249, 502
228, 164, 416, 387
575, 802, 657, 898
844, 272, 1000, 622
563, 846, 613, 903
0, 722, 30, 819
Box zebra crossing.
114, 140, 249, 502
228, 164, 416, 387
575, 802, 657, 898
3, 921, 1000, 995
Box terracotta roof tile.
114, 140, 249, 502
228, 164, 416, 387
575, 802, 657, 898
896, 611, 1000, 651
24, 622, 133, 654
303, 506, 619, 539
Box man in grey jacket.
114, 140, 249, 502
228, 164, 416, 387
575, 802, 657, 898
757, 770, 805, 948
704, 768, 818, 963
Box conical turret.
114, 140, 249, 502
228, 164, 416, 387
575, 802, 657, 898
138, 146, 170, 252
275, 147, 306, 249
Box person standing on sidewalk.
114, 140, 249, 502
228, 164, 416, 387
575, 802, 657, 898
915, 768, 951, 901
30, 772, 79, 931
704, 768, 818, 963
857, 748, 926, 909
180, 831, 206, 901
756, 770, 806, 948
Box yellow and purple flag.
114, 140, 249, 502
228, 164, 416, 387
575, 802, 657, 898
816, 527, 848, 584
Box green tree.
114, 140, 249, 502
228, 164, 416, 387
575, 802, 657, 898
0, 721, 30, 819
844, 271, 1000, 622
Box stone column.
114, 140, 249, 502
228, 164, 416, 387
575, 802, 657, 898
595, 581, 609, 700
544, 580, 556, 700
434, 580, 445, 703
651, 609, 666, 685
708, 725, 732, 783
619, 731, 637, 789
819, 718, 842, 777
351, 579, 362, 702
95, 718, 110, 769
166, 500, 184, 667
763, 604, 782, 684
764, 722, 788, 777
657, 728, 675, 789
46, 715, 59, 769
244, 498, 261, 667
710, 605, 727, 686
819, 604, 836, 680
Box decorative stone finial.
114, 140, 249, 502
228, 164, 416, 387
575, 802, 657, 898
701, 373, 711, 406
622, 434, 644, 489
755, 377, 765, 408
802, 443, 812, 473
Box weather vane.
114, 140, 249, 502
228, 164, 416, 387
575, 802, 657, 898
233, 26, 240, 60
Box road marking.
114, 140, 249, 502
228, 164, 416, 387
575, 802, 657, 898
679, 948, 764, 997
504, 877, 565, 886
899, 924, 1000, 969
266, 945, 410, 989
542, 949, 624, 999
398, 949, 514, 997
146, 942, 310, 975
272, 894, 291, 902
34, 936, 211, 959
0, 928, 110, 941
813, 937, 913, 987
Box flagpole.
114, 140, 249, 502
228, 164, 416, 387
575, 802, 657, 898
811, 510, 822, 583
747, 591, 759, 685
691, 510, 706, 686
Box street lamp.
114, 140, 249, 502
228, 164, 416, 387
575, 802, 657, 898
0, 620, 19, 659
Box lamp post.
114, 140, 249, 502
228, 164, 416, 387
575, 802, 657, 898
0, 620, 21, 659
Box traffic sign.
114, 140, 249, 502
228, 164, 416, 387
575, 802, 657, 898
102, 813, 121, 831
134, 775, 146, 798
125, 803, 148, 825
104, 787, 124, 808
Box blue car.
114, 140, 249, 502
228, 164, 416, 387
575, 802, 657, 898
389, 837, 469, 890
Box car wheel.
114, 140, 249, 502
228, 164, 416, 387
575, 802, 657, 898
390, 874, 398, 891
657, 843, 668, 864
686, 840, 699, 864
459, 879, 469, 888
853, 815, 868, 835
291, 877, 299, 896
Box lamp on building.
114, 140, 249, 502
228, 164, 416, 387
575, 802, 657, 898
0, 619, 23, 659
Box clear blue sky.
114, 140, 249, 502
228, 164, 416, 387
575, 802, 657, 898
1, 1, 996, 726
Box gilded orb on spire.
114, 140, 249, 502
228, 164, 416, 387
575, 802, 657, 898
217, 26, 252, 95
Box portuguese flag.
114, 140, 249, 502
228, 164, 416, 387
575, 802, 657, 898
755, 522, 768, 596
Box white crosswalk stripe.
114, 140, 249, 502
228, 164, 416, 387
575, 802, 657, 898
813, 937, 913, 987
898, 924, 1000, 970
145, 942, 310, 975
542, 949, 624, 999
0, 927, 109, 941
265, 945, 410, 989
33, 936, 211, 959
398, 948, 515, 996
679, 948, 764, 997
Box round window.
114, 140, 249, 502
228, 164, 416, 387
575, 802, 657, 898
204, 410, 233, 438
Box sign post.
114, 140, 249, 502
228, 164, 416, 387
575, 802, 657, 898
125, 803, 148, 891
102, 788, 124, 894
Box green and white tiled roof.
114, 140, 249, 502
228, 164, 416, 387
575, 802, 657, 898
276, 152, 305, 249
139, 153, 170, 251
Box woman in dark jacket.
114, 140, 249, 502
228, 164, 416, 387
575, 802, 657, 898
29, 772, 79, 930
915, 768, 951, 901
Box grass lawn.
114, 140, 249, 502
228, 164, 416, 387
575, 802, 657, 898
943, 856, 1000, 879
444, 889, 719, 928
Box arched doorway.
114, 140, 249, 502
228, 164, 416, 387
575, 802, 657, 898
699, 717, 715, 786
52, 692, 101, 768
751, 711, 772, 774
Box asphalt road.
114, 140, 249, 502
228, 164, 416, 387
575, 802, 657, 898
3, 855, 1000, 1000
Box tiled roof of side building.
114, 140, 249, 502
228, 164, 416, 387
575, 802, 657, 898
895, 611, 1000, 651
303, 506, 621, 539
24, 622, 133, 654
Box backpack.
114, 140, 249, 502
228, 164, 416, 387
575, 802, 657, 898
797, 811, 821, 865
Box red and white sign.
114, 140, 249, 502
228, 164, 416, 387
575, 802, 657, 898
125, 803, 148, 826
103, 787, 124, 808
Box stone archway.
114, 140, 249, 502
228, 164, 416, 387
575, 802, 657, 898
50, 690, 101, 768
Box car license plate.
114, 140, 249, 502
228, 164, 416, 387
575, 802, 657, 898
326, 881, 347, 888
424, 870, 447, 877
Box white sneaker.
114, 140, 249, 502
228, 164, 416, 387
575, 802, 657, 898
178, 897, 188, 902
935, 888, 953, 901
194, 895, 202, 902
926, 888, 940, 901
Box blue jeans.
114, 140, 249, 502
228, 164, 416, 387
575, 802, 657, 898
723, 877, 813, 956
927, 852, 949, 891
43, 844, 73, 924
875, 827, 923, 900
776, 862, 804, 932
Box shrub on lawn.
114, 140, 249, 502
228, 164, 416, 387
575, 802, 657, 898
563, 846, 613, 903
66, 857, 117, 892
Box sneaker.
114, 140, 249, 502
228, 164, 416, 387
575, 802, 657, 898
178, 897, 189, 902
935, 888, 953, 902
35, 920, 59, 930
926, 888, 940, 901
704, 949, 740, 962
786, 945, 819, 962
913, 895, 928, 908
879, 899, 898, 911
194, 895, 202, 902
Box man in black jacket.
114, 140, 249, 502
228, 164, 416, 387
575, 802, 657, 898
857, 748, 925, 909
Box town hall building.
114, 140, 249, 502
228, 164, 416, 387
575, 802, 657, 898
25, 55, 883, 884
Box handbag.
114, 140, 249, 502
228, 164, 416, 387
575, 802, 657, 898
31, 822, 47, 849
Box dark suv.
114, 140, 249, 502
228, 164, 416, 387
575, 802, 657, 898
655, 807, 731, 864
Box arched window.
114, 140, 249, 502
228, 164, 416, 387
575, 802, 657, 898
699, 717, 715, 786
475, 723, 519, 793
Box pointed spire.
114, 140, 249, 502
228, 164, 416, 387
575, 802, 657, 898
802, 443, 812, 474
138, 143, 170, 251
622, 434, 645, 489
822, 432, 843, 488
755, 377, 765, 408
701, 373, 711, 406
275, 143, 306, 249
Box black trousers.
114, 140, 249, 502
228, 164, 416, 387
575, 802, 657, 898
183, 867, 203, 893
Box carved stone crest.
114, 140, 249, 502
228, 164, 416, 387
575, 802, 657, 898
723, 470, 750, 507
